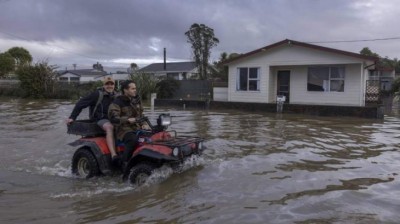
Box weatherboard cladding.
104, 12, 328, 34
139, 62, 196, 73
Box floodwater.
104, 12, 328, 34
1, 98, 400, 224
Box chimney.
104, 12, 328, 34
163, 48, 166, 70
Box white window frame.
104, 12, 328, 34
307, 66, 345, 92
236, 67, 260, 91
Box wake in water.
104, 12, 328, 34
48, 154, 206, 199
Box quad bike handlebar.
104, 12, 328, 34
133, 114, 172, 133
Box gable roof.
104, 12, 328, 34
58, 69, 108, 77
223, 39, 379, 65
139, 62, 196, 73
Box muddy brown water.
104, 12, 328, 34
0, 98, 400, 224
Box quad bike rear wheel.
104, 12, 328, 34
128, 162, 155, 186
72, 147, 100, 178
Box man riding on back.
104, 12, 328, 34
66, 76, 118, 162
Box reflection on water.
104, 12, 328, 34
1, 98, 400, 223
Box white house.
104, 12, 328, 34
138, 62, 198, 80
223, 39, 379, 106
58, 69, 108, 82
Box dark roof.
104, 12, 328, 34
58, 69, 108, 77
223, 39, 379, 65
138, 62, 196, 73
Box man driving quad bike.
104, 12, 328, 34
108, 80, 148, 170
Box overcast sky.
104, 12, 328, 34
0, 0, 399, 71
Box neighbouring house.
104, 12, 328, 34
57, 69, 108, 83
138, 61, 198, 80
94, 72, 130, 89
221, 39, 379, 106
369, 65, 396, 91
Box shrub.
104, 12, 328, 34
156, 78, 180, 99
16, 61, 57, 98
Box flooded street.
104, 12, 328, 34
1, 97, 400, 223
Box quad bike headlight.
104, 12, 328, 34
172, 147, 179, 157
158, 114, 171, 127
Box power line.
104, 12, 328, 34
306, 37, 400, 44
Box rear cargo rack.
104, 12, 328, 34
67, 120, 105, 137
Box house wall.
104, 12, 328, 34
213, 87, 228, 101
228, 44, 371, 106
270, 64, 362, 106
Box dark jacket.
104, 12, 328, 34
108, 95, 143, 140
69, 88, 116, 121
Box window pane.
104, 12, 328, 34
249, 80, 259, 91
331, 67, 345, 79
330, 80, 344, 92
239, 68, 248, 90
249, 68, 258, 79
307, 67, 329, 91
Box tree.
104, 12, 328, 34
16, 61, 57, 98
7, 47, 32, 66
211, 52, 240, 81
130, 71, 158, 101
0, 52, 15, 78
130, 63, 138, 70
360, 47, 400, 72
360, 47, 380, 57
156, 77, 180, 99
185, 23, 219, 80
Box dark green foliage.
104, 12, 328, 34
360, 47, 380, 57
0, 52, 15, 78
391, 77, 400, 94
156, 78, 180, 99
360, 47, 400, 73
185, 23, 219, 80
130, 72, 158, 101
16, 61, 57, 98
7, 47, 32, 66
211, 52, 240, 81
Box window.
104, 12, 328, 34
70, 77, 80, 81
307, 66, 345, 92
167, 73, 179, 80
237, 67, 260, 91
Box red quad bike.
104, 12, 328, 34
68, 114, 205, 185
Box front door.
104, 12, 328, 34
277, 70, 290, 103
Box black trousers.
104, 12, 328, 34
122, 132, 139, 162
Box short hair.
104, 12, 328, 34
121, 80, 136, 94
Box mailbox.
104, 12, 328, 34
277, 95, 286, 103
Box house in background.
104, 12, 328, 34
221, 39, 379, 106
58, 69, 108, 82
369, 66, 396, 91
138, 61, 198, 80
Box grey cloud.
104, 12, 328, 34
0, 0, 399, 68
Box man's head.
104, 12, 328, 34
102, 77, 115, 93
121, 80, 137, 97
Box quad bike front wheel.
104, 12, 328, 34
71, 147, 100, 178
128, 163, 155, 186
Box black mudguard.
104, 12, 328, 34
122, 148, 179, 179
70, 140, 112, 175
